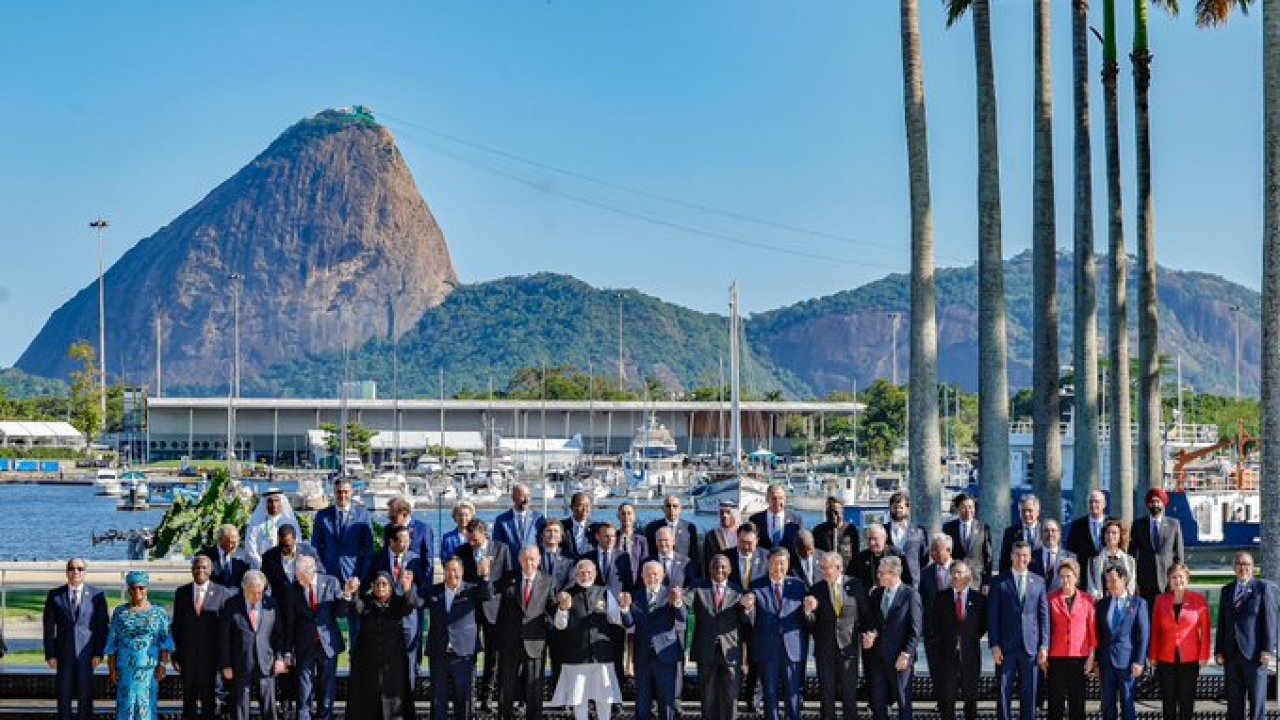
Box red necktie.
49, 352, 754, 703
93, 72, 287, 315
394, 555, 402, 581
956, 592, 965, 623
195, 586, 205, 617
523, 578, 533, 606
310, 586, 318, 612
716, 585, 724, 611
249, 607, 259, 631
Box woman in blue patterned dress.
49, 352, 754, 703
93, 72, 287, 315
105, 570, 175, 720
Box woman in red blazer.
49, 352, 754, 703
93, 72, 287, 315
1045, 559, 1096, 720
1149, 563, 1211, 720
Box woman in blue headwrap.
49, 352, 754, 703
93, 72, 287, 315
105, 570, 174, 720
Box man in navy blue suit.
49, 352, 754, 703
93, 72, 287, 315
427, 556, 492, 720
493, 482, 546, 559
1029, 520, 1075, 593
885, 491, 929, 588
200, 524, 251, 590
864, 555, 922, 720
749, 484, 804, 551
741, 548, 810, 720
1215, 552, 1279, 720
370, 523, 430, 700
260, 524, 323, 602
988, 541, 1049, 720
42, 557, 108, 720
311, 477, 373, 602
386, 497, 434, 579
1096, 566, 1149, 720
621, 560, 688, 720
285, 556, 346, 720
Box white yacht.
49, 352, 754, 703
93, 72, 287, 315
93, 468, 122, 496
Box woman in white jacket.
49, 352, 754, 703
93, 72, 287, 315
1086, 519, 1136, 598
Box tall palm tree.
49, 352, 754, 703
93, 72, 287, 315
899, 0, 943, 533
1132, 0, 1179, 510
1033, 0, 1064, 523
1073, 0, 1101, 518
944, 0, 1011, 544
1103, 0, 1134, 524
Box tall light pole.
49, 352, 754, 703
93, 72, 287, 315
228, 272, 243, 477
1230, 304, 1243, 399
89, 218, 109, 433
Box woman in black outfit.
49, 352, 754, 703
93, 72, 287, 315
344, 571, 420, 720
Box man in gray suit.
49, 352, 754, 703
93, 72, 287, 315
1128, 488, 1184, 609
807, 553, 866, 720
219, 570, 288, 720
691, 554, 748, 720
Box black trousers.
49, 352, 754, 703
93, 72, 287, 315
230, 672, 277, 720
477, 618, 501, 702
934, 644, 980, 720
1045, 657, 1087, 720
499, 652, 546, 720
699, 656, 741, 720
180, 664, 218, 720
1156, 662, 1199, 720
815, 648, 859, 720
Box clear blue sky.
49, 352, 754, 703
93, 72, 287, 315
0, 1, 1262, 368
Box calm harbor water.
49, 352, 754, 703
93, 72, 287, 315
0, 484, 825, 562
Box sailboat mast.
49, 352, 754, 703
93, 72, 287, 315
730, 282, 743, 474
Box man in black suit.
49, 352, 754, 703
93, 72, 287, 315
918, 533, 955, 632
690, 555, 748, 720
725, 523, 769, 590
851, 524, 911, 590
1129, 488, 1185, 610
750, 484, 804, 551
589, 522, 633, 595
806, 552, 867, 720
455, 519, 511, 710
539, 522, 576, 590
942, 493, 993, 589
497, 546, 559, 720
1029, 520, 1075, 593
428, 556, 493, 720
812, 496, 860, 575
646, 494, 700, 568
1215, 552, 1278, 720
172, 555, 231, 720
560, 491, 600, 558
219, 570, 288, 720
864, 555, 922, 720
285, 556, 345, 720
1064, 489, 1111, 574
789, 530, 822, 588
998, 494, 1044, 577
930, 561, 986, 720
885, 491, 928, 588
42, 557, 108, 720
200, 523, 251, 591
702, 502, 740, 574
650, 525, 697, 588
260, 523, 323, 603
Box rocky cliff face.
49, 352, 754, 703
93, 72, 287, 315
16, 110, 458, 385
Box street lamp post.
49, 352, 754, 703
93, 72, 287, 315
1230, 305, 1242, 399
228, 273, 243, 477
90, 218, 109, 436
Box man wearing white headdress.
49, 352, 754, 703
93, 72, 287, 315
245, 490, 299, 568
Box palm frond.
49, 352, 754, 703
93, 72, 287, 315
944, 0, 973, 28
1151, 0, 1181, 18
1195, 0, 1256, 27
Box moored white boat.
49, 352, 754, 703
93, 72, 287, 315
93, 468, 122, 496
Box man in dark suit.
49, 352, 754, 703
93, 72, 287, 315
1029, 520, 1075, 593
749, 484, 804, 551
725, 523, 769, 590
260, 523, 323, 603
386, 497, 434, 578
560, 491, 600, 558
806, 552, 867, 720
988, 541, 1050, 720
219, 570, 288, 720
310, 476, 373, 643
1215, 552, 1278, 720
741, 548, 809, 720
998, 495, 1045, 577
851, 524, 912, 590
931, 561, 987, 720
942, 493, 993, 589
645, 494, 700, 568
370, 524, 430, 693
621, 560, 688, 720
1096, 565, 1149, 720
1064, 489, 1111, 574
455, 519, 511, 710
864, 555, 922, 720
589, 522, 633, 595
650, 525, 697, 589
172, 555, 231, 720
428, 556, 493, 720
539, 522, 576, 590
918, 533, 955, 626
1128, 488, 1185, 610
496, 546, 558, 720
789, 530, 822, 588
702, 502, 740, 574
885, 491, 928, 588
42, 557, 108, 720
812, 496, 860, 575
285, 556, 345, 720
200, 523, 251, 590
492, 482, 546, 559
691, 555, 748, 720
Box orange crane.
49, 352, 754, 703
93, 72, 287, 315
1172, 419, 1257, 491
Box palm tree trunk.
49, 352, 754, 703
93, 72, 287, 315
1033, 0, 1063, 524
1103, 0, 1134, 525
1260, 0, 1280, 583
972, 0, 1011, 545
899, 0, 943, 533
1072, 0, 1100, 520
1133, 0, 1161, 510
